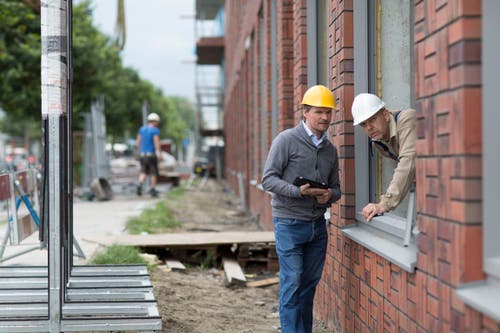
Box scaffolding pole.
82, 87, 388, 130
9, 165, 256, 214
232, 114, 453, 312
41, 0, 69, 331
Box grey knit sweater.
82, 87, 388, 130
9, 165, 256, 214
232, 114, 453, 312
261, 123, 341, 221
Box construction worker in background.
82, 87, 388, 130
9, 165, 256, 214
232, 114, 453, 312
351, 93, 416, 221
136, 112, 161, 197
262, 85, 341, 333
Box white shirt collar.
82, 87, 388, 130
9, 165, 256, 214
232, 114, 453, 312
302, 121, 326, 146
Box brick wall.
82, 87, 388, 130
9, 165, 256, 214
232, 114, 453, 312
314, 0, 357, 330
224, 0, 500, 332
225, 0, 296, 230
412, 1, 488, 330
224, 0, 261, 200
314, 1, 500, 332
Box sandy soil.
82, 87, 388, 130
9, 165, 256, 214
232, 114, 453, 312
149, 179, 331, 333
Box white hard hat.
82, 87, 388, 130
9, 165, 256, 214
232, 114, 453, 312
351, 93, 385, 126
147, 113, 160, 122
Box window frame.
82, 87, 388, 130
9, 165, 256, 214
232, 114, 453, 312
270, 0, 278, 139
343, 0, 417, 273
252, 31, 259, 180
259, 11, 267, 175
306, 0, 329, 86
482, 0, 500, 280
305, 0, 332, 216
457, 0, 500, 322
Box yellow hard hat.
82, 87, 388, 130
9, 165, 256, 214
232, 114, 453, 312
301, 85, 336, 108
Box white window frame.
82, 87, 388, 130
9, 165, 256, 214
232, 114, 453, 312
457, 0, 500, 321
343, 0, 417, 273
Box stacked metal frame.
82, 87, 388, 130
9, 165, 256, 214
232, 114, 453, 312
0, 1, 161, 331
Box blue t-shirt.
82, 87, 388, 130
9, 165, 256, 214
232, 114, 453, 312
138, 125, 160, 153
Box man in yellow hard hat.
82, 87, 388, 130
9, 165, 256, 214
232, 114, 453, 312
351, 93, 416, 221
262, 85, 341, 333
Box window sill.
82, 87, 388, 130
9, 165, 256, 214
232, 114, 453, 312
356, 212, 408, 239
457, 278, 500, 322
342, 223, 417, 273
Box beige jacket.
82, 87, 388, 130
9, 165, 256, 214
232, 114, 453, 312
372, 108, 416, 211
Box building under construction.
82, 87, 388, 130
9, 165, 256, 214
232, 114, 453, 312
0, 0, 498, 332
195, 0, 225, 179
215, 0, 500, 332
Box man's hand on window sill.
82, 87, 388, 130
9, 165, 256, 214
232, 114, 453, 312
361, 202, 386, 221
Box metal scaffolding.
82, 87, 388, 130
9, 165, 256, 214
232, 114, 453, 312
194, 0, 225, 179
0, 1, 161, 331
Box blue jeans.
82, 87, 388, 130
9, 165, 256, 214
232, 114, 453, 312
273, 216, 328, 333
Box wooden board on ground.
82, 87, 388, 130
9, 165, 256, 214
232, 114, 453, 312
222, 257, 246, 286
246, 277, 279, 288
165, 259, 186, 271
85, 231, 275, 248
17, 214, 38, 243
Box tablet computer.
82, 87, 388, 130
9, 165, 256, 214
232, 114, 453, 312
293, 176, 328, 189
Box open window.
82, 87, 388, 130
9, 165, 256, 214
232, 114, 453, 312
344, 0, 417, 273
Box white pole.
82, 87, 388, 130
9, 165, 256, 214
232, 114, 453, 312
41, 0, 68, 331
142, 100, 148, 126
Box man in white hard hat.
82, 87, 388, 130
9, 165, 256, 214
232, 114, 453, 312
351, 93, 416, 221
136, 113, 161, 197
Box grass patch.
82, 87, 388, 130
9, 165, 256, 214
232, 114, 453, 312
89, 244, 147, 265
126, 201, 182, 234
166, 185, 185, 200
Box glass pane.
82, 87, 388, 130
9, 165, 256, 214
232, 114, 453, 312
375, 0, 413, 217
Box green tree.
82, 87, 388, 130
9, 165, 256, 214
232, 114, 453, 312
0, 0, 41, 137
161, 96, 195, 149
0, 0, 195, 147
72, 0, 123, 130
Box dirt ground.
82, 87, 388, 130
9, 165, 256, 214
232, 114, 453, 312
149, 178, 332, 333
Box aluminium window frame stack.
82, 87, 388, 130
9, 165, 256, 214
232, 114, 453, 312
0, 1, 161, 331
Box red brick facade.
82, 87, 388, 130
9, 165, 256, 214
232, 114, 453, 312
223, 0, 499, 332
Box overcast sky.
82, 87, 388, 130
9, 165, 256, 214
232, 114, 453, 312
79, 0, 196, 102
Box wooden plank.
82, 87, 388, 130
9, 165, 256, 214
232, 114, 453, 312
246, 277, 279, 288
222, 257, 246, 286
85, 231, 275, 248
165, 259, 186, 271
